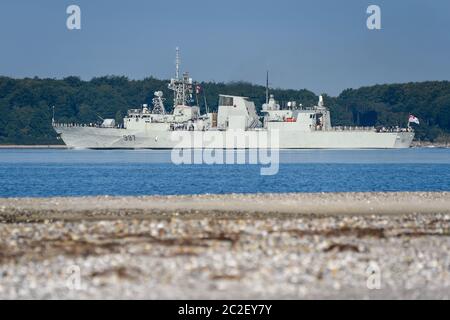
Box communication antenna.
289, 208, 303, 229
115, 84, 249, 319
95, 113, 104, 121
266, 71, 269, 104
203, 89, 209, 114
175, 47, 180, 80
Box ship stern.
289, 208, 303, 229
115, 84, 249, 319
393, 131, 415, 148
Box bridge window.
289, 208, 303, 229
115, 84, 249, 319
219, 96, 234, 106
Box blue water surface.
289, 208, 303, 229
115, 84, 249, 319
0, 149, 449, 197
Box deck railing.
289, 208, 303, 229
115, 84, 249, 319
53, 123, 124, 129
316, 126, 412, 133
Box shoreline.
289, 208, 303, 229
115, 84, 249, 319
0, 145, 67, 149
2, 192, 450, 218
411, 141, 450, 148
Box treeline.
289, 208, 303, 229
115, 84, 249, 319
333, 82, 450, 142
0, 76, 449, 144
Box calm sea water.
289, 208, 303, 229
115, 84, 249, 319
0, 149, 449, 197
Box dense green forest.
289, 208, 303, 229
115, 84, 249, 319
0, 76, 449, 144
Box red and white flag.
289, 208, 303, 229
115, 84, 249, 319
195, 85, 201, 94
408, 115, 420, 125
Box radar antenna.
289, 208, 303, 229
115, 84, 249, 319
152, 91, 166, 114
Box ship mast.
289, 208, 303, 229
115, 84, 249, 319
175, 47, 180, 80
266, 71, 269, 104
168, 47, 193, 107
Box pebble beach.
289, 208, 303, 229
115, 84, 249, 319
1, 192, 449, 299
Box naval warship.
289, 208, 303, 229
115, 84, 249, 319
53, 49, 415, 149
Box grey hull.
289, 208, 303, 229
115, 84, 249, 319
54, 126, 414, 149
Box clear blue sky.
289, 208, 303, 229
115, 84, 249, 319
0, 0, 449, 96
